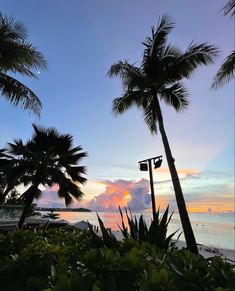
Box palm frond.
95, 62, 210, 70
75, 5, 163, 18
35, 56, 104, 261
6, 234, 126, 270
65, 165, 86, 183
59, 152, 88, 166
0, 72, 41, 115
107, 61, 127, 77
143, 98, 158, 134
112, 90, 149, 115
143, 14, 174, 59
108, 61, 144, 90
58, 179, 84, 206
223, 0, 235, 16
0, 13, 27, 41
0, 41, 47, 75
212, 50, 235, 89
177, 43, 218, 78
160, 83, 189, 111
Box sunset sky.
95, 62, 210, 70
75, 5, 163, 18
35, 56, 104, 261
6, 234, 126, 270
1, 0, 234, 213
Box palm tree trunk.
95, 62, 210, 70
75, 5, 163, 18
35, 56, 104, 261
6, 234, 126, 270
18, 186, 36, 229
155, 97, 198, 254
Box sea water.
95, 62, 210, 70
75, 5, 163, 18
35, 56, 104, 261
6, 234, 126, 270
41, 211, 235, 250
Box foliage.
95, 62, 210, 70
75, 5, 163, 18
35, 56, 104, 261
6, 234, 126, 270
118, 206, 180, 249
0, 228, 234, 290
0, 12, 47, 115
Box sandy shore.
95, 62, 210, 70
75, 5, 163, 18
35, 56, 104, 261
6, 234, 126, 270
110, 230, 235, 263
175, 239, 235, 263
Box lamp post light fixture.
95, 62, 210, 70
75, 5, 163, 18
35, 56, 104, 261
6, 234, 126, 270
138, 155, 163, 221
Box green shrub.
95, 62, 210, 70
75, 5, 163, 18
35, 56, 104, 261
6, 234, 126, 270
0, 228, 234, 290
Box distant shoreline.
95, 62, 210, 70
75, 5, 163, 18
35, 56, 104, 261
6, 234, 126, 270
36, 207, 91, 212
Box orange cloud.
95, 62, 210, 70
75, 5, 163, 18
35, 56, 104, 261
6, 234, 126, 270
87, 179, 150, 211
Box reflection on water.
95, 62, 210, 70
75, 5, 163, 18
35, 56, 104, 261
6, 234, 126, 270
40, 211, 235, 249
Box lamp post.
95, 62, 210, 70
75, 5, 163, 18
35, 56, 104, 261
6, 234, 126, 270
138, 155, 162, 221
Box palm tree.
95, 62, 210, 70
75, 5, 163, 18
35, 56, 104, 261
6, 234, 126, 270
2, 124, 87, 228
0, 13, 47, 115
212, 1, 235, 88
108, 15, 218, 254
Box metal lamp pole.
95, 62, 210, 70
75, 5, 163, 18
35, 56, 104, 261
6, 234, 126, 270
138, 155, 162, 221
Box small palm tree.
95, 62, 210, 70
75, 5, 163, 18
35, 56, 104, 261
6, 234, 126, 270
0, 13, 47, 115
212, 1, 235, 88
108, 15, 218, 254
2, 124, 87, 228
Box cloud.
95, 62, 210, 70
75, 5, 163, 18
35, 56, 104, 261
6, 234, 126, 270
86, 178, 151, 211
35, 167, 234, 214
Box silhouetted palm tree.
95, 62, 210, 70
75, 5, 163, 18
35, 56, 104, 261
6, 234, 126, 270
108, 15, 218, 254
0, 13, 47, 115
212, 1, 235, 88
2, 124, 87, 228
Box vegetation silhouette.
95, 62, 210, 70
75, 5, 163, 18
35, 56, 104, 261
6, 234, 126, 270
212, 1, 235, 88
0, 124, 87, 228
0, 12, 47, 115
108, 14, 218, 254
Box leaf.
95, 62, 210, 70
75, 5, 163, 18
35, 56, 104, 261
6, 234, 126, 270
97, 214, 119, 249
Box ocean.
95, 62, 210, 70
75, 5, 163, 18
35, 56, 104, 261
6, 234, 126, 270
41, 210, 235, 250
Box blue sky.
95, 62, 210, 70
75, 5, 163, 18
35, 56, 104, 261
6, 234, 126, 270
0, 0, 234, 212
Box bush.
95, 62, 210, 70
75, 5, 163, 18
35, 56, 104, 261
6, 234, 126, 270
0, 228, 234, 290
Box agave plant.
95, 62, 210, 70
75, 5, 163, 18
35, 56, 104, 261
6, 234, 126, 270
118, 206, 180, 249
88, 206, 180, 250
88, 214, 119, 249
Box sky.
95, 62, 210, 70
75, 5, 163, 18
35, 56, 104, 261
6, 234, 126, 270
0, 0, 234, 213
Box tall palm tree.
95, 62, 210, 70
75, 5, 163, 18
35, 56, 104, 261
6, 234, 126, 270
2, 124, 87, 228
212, 1, 235, 88
108, 15, 218, 254
0, 13, 47, 115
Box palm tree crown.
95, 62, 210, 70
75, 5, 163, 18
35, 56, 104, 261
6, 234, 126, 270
0, 13, 47, 115
7, 124, 87, 204
108, 15, 218, 133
